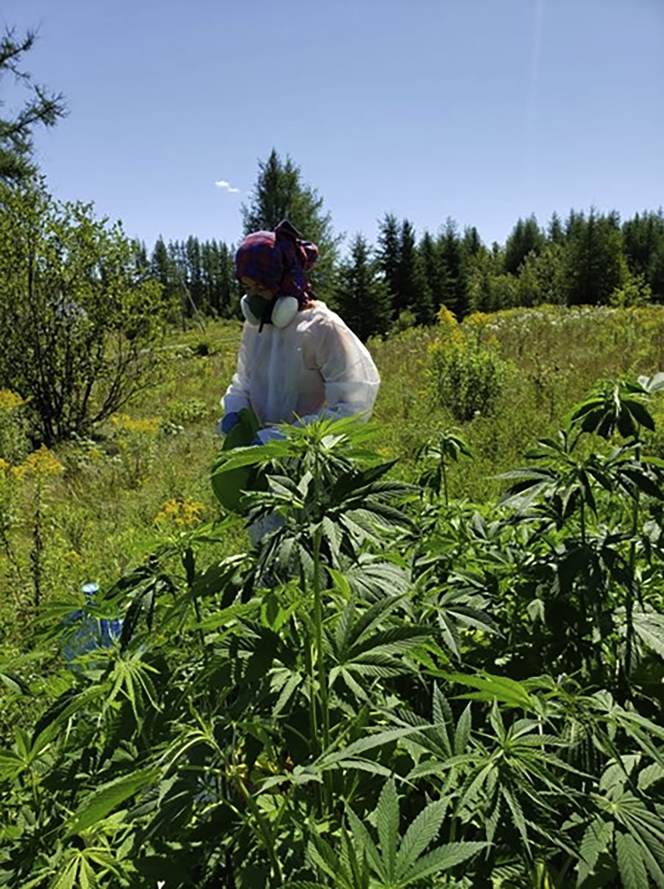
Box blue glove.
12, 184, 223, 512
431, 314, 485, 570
219, 411, 240, 435
253, 427, 286, 445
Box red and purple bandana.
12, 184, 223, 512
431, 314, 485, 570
235, 220, 319, 306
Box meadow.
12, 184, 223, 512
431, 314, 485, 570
1, 303, 664, 887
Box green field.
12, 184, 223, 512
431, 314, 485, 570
1, 304, 664, 887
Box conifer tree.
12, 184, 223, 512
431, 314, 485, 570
420, 230, 447, 312
335, 234, 391, 341
151, 237, 181, 322
622, 210, 664, 298
455, 225, 484, 318
241, 149, 340, 301
395, 219, 434, 325
503, 215, 545, 274
564, 209, 627, 305
376, 212, 401, 316
0, 28, 66, 183
185, 236, 204, 312
547, 211, 565, 245
438, 217, 464, 317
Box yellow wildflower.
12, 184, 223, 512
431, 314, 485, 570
111, 414, 161, 435
435, 305, 464, 347
154, 497, 205, 527
0, 390, 25, 413
14, 446, 64, 480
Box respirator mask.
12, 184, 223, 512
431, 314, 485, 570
241, 293, 299, 331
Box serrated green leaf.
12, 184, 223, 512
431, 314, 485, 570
402, 841, 486, 885
616, 831, 649, 889
64, 767, 158, 837
346, 805, 384, 880
395, 798, 447, 880
376, 778, 399, 881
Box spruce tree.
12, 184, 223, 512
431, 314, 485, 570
335, 234, 392, 341
564, 209, 627, 305
394, 219, 434, 325
622, 210, 664, 298
438, 218, 464, 318
456, 226, 484, 319
376, 212, 401, 317
420, 230, 447, 313
241, 149, 340, 301
547, 212, 565, 245
503, 215, 545, 274
0, 28, 66, 183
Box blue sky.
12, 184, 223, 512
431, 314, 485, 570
2, 0, 663, 255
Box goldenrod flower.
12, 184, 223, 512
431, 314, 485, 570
0, 390, 26, 413
154, 497, 205, 527
14, 446, 64, 480
111, 414, 161, 435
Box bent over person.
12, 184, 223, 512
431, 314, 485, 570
220, 220, 380, 443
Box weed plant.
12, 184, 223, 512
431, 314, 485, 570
0, 306, 664, 886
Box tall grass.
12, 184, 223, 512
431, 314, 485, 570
1, 304, 663, 650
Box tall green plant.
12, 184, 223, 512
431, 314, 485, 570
0, 181, 167, 444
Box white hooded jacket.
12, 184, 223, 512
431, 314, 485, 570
222, 302, 380, 443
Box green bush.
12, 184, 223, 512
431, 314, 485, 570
0, 181, 168, 446
429, 340, 511, 421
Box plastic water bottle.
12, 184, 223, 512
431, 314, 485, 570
63, 582, 123, 668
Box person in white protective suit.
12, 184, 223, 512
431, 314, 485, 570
219, 220, 380, 444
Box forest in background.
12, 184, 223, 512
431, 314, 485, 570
139, 149, 664, 343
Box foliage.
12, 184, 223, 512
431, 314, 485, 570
0, 27, 66, 183
0, 181, 169, 445
334, 233, 392, 341
1, 384, 664, 886
3, 305, 664, 885
241, 149, 342, 303
429, 311, 512, 421
0, 389, 31, 463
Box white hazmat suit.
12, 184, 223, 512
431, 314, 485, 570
222, 302, 380, 442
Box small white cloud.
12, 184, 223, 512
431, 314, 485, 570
215, 179, 241, 194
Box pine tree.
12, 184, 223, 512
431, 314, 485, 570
376, 212, 400, 317
0, 28, 66, 183
503, 215, 545, 274
241, 149, 340, 301
564, 209, 627, 305
394, 219, 434, 325
420, 230, 447, 312
334, 234, 392, 341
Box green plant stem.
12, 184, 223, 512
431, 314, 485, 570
312, 522, 331, 809
236, 777, 284, 884
623, 490, 639, 694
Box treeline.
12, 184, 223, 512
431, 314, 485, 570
134, 236, 239, 325
337, 207, 664, 340
138, 206, 664, 341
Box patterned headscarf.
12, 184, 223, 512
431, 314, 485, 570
235, 220, 319, 307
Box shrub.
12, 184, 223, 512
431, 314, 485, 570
0, 180, 169, 445
429, 310, 511, 421
0, 390, 30, 462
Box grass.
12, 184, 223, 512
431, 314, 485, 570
1, 303, 664, 651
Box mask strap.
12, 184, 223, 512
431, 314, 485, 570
258, 299, 272, 333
